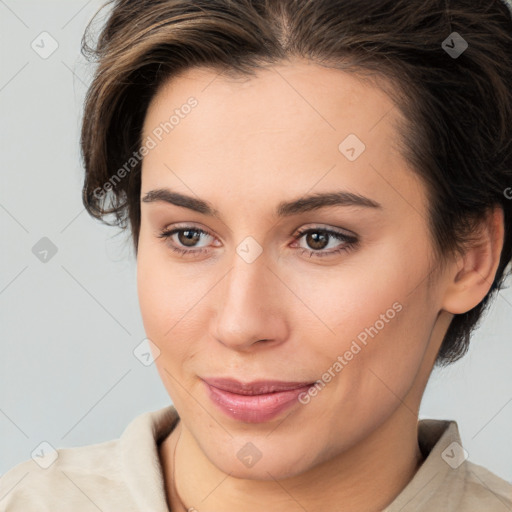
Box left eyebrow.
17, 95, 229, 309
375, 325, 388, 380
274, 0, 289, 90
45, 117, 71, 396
141, 188, 382, 218
276, 190, 382, 216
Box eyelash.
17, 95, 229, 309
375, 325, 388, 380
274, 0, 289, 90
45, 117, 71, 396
157, 225, 358, 259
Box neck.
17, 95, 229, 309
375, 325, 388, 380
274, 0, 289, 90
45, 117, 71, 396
160, 404, 424, 512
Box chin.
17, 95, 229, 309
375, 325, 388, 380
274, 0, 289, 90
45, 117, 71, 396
204, 438, 321, 481
223, 459, 308, 481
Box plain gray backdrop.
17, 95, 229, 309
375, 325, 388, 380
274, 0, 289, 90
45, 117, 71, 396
1, 0, 511, 484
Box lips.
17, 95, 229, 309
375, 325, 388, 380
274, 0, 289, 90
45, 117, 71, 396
202, 377, 315, 423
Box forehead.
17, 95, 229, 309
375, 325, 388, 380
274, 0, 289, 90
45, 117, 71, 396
140, 59, 425, 219
144, 59, 401, 137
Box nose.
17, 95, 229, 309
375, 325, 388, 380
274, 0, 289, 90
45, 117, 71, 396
211, 251, 288, 352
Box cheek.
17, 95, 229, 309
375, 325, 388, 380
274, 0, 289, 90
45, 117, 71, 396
136, 233, 216, 387
289, 267, 435, 455
137, 233, 200, 337
295, 242, 436, 391
137, 253, 171, 340
283, 261, 406, 356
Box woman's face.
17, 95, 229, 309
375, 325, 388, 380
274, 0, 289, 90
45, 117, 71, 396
137, 59, 451, 479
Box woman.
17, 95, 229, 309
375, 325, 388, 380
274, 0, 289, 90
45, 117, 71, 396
1, 0, 512, 510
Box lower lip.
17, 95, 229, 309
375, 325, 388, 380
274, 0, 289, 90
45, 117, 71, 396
204, 381, 314, 423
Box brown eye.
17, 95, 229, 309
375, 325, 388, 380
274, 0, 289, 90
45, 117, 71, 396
304, 231, 329, 250
177, 229, 203, 247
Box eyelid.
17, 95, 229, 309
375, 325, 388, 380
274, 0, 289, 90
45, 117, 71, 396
292, 223, 357, 239
160, 221, 215, 234
158, 224, 218, 246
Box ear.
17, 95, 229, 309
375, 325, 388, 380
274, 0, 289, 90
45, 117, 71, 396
441, 207, 505, 315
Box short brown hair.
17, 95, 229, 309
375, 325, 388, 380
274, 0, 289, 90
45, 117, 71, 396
80, 0, 512, 366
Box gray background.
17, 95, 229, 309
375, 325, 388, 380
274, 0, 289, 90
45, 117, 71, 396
1, 0, 511, 483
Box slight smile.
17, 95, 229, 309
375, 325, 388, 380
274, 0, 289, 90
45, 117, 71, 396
202, 377, 317, 423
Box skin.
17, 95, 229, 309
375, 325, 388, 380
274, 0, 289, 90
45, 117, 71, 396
136, 57, 504, 512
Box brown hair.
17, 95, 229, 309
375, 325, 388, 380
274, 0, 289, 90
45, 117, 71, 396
80, 0, 512, 366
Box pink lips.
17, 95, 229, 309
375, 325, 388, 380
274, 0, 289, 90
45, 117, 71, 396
202, 377, 314, 423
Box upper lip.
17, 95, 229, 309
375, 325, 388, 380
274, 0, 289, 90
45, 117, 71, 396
202, 377, 315, 395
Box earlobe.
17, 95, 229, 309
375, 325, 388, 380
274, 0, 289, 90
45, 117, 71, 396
441, 207, 504, 315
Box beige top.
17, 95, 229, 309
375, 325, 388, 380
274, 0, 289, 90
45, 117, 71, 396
1, 405, 511, 511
